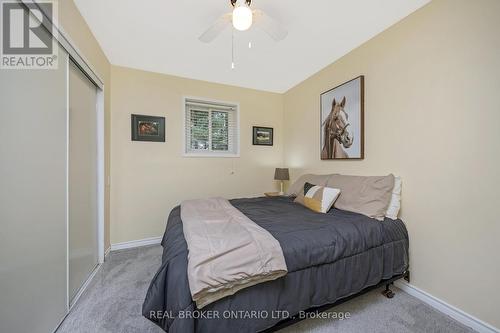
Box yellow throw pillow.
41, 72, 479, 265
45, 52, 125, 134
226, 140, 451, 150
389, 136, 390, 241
298, 182, 341, 213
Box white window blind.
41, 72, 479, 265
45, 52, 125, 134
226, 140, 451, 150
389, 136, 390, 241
184, 98, 239, 156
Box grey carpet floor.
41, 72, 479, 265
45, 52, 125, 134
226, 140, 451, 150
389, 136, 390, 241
57, 245, 475, 333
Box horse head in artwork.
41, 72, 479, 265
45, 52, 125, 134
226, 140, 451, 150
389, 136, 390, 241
321, 97, 354, 159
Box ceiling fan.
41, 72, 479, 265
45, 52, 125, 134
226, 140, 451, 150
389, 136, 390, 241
199, 0, 288, 43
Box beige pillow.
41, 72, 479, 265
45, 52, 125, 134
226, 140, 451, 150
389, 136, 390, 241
327, 174, 395, 220
286, 174, 332, 197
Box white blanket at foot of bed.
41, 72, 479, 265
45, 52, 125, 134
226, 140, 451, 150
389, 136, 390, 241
181, 197, 288, 309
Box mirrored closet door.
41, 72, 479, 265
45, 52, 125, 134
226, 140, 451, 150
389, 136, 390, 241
68, 61, 99, 304
0, 39, 70, 333
0, 2, 104, 332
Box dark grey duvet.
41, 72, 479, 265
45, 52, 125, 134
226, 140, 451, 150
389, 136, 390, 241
143, 197, 409, 333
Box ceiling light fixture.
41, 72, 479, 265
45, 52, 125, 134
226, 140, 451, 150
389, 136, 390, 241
199, 0, 287, 44
232, 0, 253, 31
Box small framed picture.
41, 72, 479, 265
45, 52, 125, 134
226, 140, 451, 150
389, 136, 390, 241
253, 126, 273, 146
131, 114, 165, 142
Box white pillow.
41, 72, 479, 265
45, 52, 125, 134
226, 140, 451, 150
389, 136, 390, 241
385, 176, 402, 220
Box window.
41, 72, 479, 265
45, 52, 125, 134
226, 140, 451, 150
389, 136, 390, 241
184, 98, 239, 156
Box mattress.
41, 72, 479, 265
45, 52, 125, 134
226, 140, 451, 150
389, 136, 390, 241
142, 197, 409, 333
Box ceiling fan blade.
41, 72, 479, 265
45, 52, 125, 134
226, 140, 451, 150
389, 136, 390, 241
199, 13, 232, 43
253, 9, 288, 42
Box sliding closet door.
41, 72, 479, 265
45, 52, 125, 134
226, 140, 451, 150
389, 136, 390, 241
68, 61, 99, 303
0, 47, 69, 333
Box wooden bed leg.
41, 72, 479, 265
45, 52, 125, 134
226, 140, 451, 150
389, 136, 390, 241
382, 283, 395, 299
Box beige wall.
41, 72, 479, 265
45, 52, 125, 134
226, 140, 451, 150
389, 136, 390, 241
59, 0, 111, 249
110, 65, 283, 244
283, 0, 500, 328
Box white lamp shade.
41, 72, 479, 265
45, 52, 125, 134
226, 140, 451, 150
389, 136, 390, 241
232, 4, 253, 31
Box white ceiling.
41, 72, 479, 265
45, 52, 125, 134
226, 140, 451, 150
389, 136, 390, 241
74, 0, 430, 93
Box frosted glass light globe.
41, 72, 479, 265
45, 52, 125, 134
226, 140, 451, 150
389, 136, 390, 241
232, 3, 253, 31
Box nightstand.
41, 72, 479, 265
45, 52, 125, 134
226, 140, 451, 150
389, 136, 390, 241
264, 192, 285, 198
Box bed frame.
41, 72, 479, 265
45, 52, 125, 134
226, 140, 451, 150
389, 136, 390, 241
260, 270, 410, 333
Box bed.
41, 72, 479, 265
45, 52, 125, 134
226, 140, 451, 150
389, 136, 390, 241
143, 196, 409, 333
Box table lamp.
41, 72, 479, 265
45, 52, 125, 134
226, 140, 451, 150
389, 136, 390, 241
274, 168, 290, 195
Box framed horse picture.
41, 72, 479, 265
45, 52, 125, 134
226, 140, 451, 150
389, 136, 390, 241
320, 76, 364, 160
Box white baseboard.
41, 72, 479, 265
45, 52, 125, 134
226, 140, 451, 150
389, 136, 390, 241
110, 236, 162, 251
395, 281, 499, 333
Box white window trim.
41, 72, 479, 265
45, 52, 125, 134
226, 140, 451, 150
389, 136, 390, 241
182, 96, 240, 158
